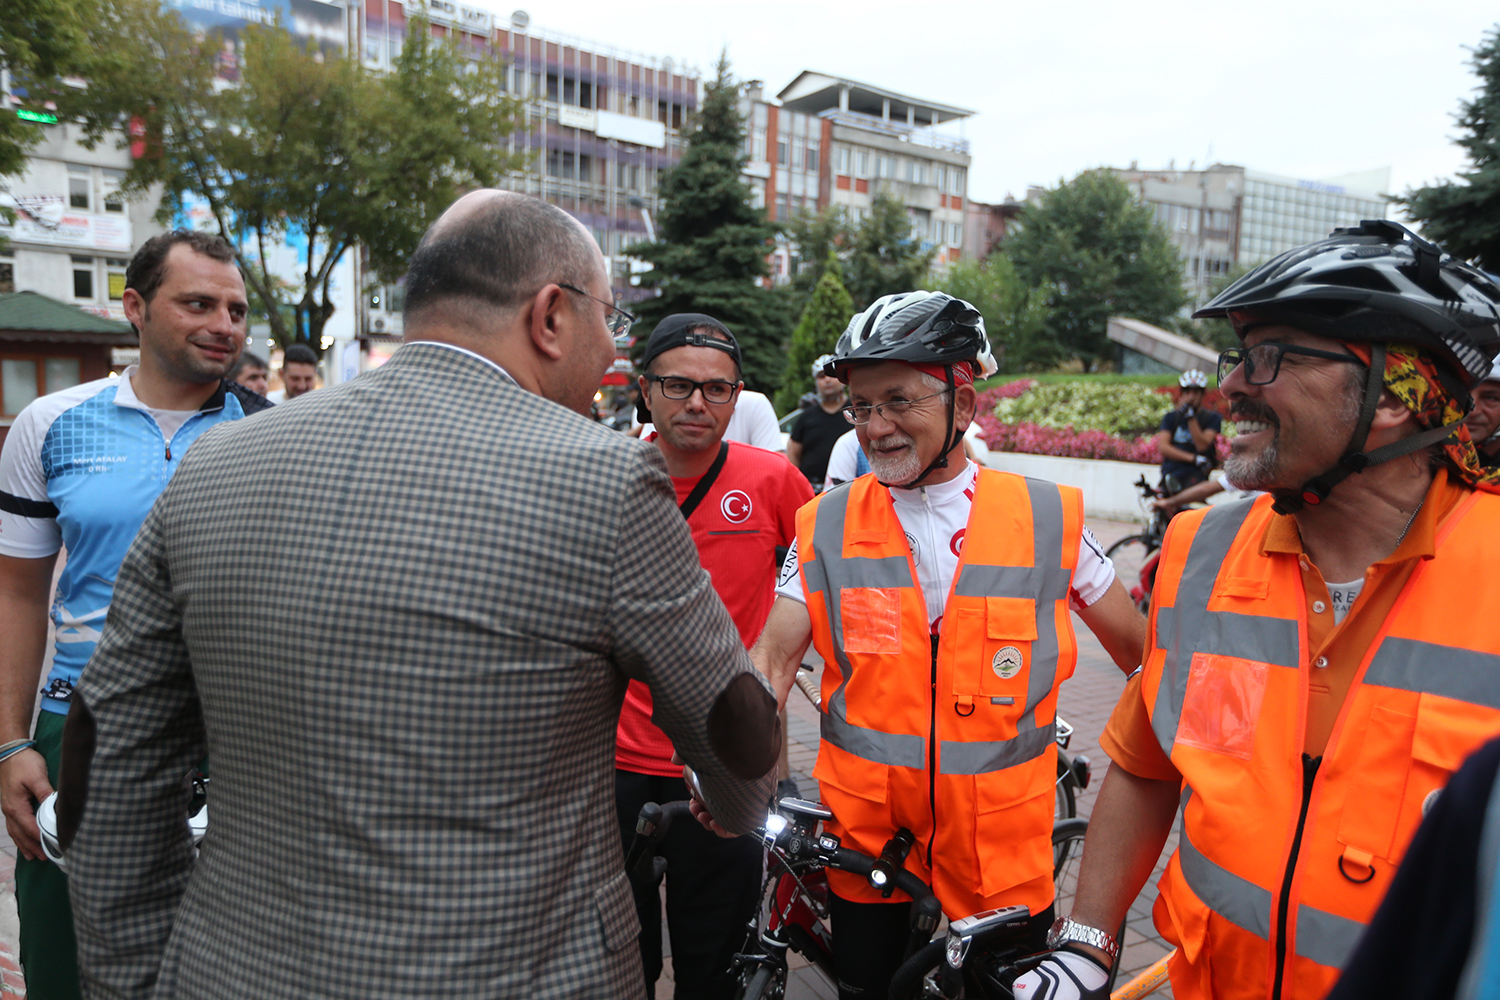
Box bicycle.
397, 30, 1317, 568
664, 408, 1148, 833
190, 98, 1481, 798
795, 664, 1091, 824
1105, 476, 1178, 615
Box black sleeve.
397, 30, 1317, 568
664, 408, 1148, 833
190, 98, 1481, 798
1326, 735, 1500, 1000
1159, 410, 1178, 434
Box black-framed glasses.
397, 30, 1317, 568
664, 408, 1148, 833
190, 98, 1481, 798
842, 390, 951, 425
559, 283, 636, 338
1217, 343, 1364, 387
645, 374, 740, 405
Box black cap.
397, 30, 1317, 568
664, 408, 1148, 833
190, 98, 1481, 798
636, 314, 741, 424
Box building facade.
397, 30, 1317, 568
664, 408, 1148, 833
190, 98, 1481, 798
359, 2, 700, 342
1110, 163, 1389, 308
739, 72, 974, 283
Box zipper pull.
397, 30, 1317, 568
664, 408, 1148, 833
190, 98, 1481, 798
165, 444, 171, 461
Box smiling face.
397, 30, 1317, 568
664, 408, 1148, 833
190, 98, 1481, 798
1220, 324, 1365, 493
281, 362, 317, 398
125, 244, 249, 388
640, 339, 741, 456
846, 361, 973, 487
1466, 380, 1500, 451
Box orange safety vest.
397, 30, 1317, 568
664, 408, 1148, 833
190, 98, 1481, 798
1144, 491, 1500, 1000
798, 469, 1082, 918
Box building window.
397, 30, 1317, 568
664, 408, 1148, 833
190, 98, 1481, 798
935, 166, 947, 192
1, 356, 82, 416
752, 128, 767, 162
777, 140, 788, 166
836, 146, 850, 174
72, 256, 94, 299
102, 169, 126, 213
855, 150, 870, 177
68, 164, 91, 211
106, 258, 128, 301
805, 139, 819, 173
912, 162, 926, 185
0, 256, 12, 294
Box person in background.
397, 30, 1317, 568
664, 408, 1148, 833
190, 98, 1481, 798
1153, 369, 1221, 492
228, 351, 270, 397
1466, 358, 1500, 469
266, 343, 318, 402
787, 353, 850, 490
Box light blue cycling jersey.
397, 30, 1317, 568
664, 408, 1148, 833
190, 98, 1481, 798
0, 371, 248, 715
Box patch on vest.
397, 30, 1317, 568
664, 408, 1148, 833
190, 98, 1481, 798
992, 646, 1023, 679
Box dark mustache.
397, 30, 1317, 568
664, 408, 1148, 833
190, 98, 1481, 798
1229, 401, 1277, 425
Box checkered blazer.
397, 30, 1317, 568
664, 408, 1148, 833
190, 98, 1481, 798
65, 343, 775, 1000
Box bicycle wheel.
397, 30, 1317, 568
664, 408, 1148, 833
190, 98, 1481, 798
1104, 534, 1155, 613
1052, 818, 1089, 914
1055, 755, 1076, 821
733, 963, 784, 1000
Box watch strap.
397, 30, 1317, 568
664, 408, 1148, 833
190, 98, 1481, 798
1047, 917, 1120, 961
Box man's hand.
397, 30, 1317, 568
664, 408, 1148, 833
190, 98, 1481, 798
1, 749, 53, 860
1194, 454, 1211, 471
1012, 947, 1111, 1000
672, 753, 740, 839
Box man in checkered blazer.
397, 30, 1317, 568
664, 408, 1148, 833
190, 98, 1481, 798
58, 191, 780, 999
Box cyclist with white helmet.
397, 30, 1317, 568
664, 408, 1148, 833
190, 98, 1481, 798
786, 352, 849, 490
1466, 358, 1500, 468
1154, 367, 1222, 492
692, 291, 1147, 1000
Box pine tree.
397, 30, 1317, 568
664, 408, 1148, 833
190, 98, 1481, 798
1400, 26, 1500, 269
629, 53, 793, 392
775, 255, 854, 413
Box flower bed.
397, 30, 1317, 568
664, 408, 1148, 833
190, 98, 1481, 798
974, 380, 1231, 465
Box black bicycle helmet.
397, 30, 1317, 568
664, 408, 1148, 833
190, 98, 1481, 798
1198, 220, 1500, 513
1195, 219, 1500, 387
826, 292, 996, 489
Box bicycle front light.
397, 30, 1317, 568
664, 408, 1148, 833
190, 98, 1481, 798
764, 814, 788, 837
946, 933, 970, 969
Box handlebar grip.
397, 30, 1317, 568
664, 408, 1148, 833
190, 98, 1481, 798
623, 802, 663, 876
793, 669, 822, 710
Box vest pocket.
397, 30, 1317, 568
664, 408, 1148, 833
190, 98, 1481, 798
973, 768, 1053, 898
952, 598, 1037, 700
1176, 653, 1268, 760
842, 587, 903, 654
1335, 703, 1415, 864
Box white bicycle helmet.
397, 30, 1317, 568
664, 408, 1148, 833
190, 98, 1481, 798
1179, 369, 1209, 389
826, 291, 998, 381
812, 353, 837, 378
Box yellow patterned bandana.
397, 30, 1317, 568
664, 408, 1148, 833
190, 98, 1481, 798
1346, 342, 1500, 492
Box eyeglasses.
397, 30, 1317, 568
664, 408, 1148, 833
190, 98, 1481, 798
645, 374, 740, 405
842, 390, 951, 425
1217, 343, 1364, 387
559, 283, 636, 338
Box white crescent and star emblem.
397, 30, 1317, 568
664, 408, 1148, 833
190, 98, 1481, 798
721, 490, 752, 523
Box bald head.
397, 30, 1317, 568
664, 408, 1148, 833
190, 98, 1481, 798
403, 191, 604, 335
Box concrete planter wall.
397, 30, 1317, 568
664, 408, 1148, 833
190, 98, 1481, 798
980, 451, 1154, 522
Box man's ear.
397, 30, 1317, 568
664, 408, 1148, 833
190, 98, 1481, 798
121, 288, 146, 332
528, 284, 568, 361
954, 383, 978, 427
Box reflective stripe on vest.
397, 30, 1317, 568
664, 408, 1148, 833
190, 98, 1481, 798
1150, 498, 1300, 758
1176, 787, 1368, 970
1365, 638, 1500, 707
805, 476, 1070, 775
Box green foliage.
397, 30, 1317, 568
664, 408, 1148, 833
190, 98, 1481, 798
929, 254, 1060, 373
1398, 26, 1500, 269
629, 53, 791, 392
58, 7, 525, 351
1000, 169, 1188, 371
0, 0, 97, 176
990, 380, 1169, 436
1168, 262, 1252, 352
786, 194, 937, 309
776, 256, 853, 413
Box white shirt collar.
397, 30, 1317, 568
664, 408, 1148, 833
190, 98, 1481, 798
405, 341, 518, 385
889, 460, 978, 506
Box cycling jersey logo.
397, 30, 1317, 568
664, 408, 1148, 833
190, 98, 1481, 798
950, 529, 965, 556
721, 490, 752, 523
905, 531, 920, 566
993, 646, 1023, 679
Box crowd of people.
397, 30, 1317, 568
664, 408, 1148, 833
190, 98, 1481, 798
1, 194, 1500, 1000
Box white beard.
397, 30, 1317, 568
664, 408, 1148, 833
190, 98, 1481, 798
867, 432, 923, 485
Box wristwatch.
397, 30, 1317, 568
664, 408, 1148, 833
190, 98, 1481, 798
1047, 917, 1120, 961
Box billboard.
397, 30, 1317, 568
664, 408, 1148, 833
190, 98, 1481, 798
164, 0, 346, 78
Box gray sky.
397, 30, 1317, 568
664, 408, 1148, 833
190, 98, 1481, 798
502, 0, 1497, 207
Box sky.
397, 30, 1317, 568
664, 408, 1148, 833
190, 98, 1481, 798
484, 0, 1498, 208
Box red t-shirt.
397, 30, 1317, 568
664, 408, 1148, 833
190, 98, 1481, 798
615, 441, 813, 775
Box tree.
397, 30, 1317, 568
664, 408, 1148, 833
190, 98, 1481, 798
1169, 262, 1251, 353
628, 54, 791, 392
60, 6, 525, 352
930, 254, 1060, 374
785, 195, 937, 309
0, 0, 96, 177
1000, 169, 1187, 371
775, 255, 853, 413
1399, 26, 1500, 269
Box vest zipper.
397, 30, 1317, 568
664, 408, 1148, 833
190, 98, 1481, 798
1271, 753, 1321, 1000
928, 632, 939, 870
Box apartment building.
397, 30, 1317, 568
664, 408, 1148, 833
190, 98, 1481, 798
740, 72, 974, 282
1111, 163, 1389, 307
